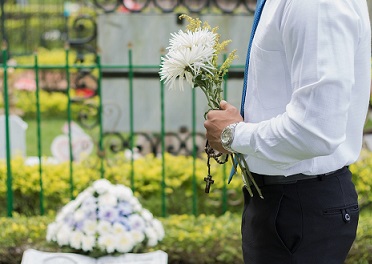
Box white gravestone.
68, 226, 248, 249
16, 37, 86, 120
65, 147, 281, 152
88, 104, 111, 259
0, 115, 28, 159
50, 121, 94, 162
21, 249, 168, 264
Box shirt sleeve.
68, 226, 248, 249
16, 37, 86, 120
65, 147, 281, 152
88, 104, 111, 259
231, 0, 361, 169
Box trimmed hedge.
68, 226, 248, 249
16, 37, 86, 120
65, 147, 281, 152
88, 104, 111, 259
1, 150, 372, 217
0, 154, 244, 217
0, 212, 371, 264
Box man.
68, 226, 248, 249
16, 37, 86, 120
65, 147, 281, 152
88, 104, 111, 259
204, 0, 371, 263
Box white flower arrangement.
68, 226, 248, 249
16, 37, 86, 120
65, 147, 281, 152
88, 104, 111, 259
47, 179, 165, 255
160, 14, 237, 111
159, 15, 263, 198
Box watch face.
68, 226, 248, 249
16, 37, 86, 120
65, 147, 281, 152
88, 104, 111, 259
221, 128, 233, 144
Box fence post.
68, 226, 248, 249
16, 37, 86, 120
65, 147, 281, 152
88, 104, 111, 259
65, 46, 74, 200
128, 45, 135, 192
2, 43, 13, 217
34, 52, 44, 215
97, 54, 105, 179
0, 0, 6, 45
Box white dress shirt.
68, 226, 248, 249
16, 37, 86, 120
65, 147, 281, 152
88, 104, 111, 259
231, 0, 371, 176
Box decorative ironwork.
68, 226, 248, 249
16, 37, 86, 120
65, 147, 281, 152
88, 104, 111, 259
153, 0, 209, 13
102, 130, 207, 157
75, 100, 100, 129
92, 0, 257, 13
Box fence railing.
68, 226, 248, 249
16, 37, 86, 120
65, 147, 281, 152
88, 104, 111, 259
0, 45, 246, 218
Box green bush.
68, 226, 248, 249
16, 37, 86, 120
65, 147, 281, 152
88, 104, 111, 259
2, 150, 372, 217
0, 154, 244, 217
4, 4, 96, 54
0, 212, 371, 264
345, 211, 372, 264
350, 149, 372, 210
1, 48, 98, 119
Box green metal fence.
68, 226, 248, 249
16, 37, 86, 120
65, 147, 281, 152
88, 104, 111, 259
1, 44, 245, 218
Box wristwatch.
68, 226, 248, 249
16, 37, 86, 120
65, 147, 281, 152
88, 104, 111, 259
221, 123, 239, 153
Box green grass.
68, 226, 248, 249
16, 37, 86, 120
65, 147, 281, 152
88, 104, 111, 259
25, 117, 66, 157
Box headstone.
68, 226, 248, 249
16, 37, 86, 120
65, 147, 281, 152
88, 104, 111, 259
50, 121, 94, 162
364, 134, 372, 151
0, 115, 28, 159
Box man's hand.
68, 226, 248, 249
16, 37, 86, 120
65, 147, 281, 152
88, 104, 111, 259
204, 100, 243, 153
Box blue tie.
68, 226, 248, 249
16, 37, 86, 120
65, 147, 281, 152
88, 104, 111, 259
228, 0, 267, 184
240, 0, 267, 118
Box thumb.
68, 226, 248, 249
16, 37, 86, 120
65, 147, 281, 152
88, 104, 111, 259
219, 100, 230, 110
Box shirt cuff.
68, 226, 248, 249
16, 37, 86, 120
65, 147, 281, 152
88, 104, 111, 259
231, 121, 259, 155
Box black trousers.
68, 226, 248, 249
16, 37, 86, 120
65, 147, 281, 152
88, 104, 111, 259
242, 167, 359, 264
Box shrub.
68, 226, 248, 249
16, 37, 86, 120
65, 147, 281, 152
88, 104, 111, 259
345, 211, 372, 264
1, 48, 98, 119
0, 154, 244, 217
0, 212, 371, 264
350, 149, 372, 210
2, 150, 372, 217
0, 213, 243, 264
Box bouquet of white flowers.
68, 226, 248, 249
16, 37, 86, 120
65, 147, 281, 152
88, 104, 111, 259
46, 179, 165, 256
160, 14, 237, 112
160, 15, 263, 198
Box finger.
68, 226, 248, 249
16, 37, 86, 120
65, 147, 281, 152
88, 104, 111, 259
220, 100, 234, 110
205, 109, 218, 120
204, 120, 209, 129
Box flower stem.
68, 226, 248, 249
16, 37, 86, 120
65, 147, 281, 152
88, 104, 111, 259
234, 153, 264, 199
236, 154, 254, 197
240, 155, 264, 199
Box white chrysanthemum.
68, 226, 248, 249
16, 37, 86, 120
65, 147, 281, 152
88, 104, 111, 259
73, 208, 86, 222
112, 222, 126, 234
93, 179, 112, 194
56, 200, 79, 222
168, 29, 216, 52
128, 214, 146, 231
80, 196, 97, 212
97, 220, 113, 235
160, 29, 216, 91
46, 222, 58, 242
113, 185, 133, 201
98, 192, 118, 207
115, 232, 135, 253
152, 219, 165, 240
69, 230, 84, 249
160, 46, 215, 90
131, 229, 145, 244
141, 209, 153, 223
82, 219, 97, 235
74, 187, 94, 205
130, 197, 142, 212
145, 227, 158, 247
81, 235, 96, 252
98, 234, 116, 254
56, 225, 72, 246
